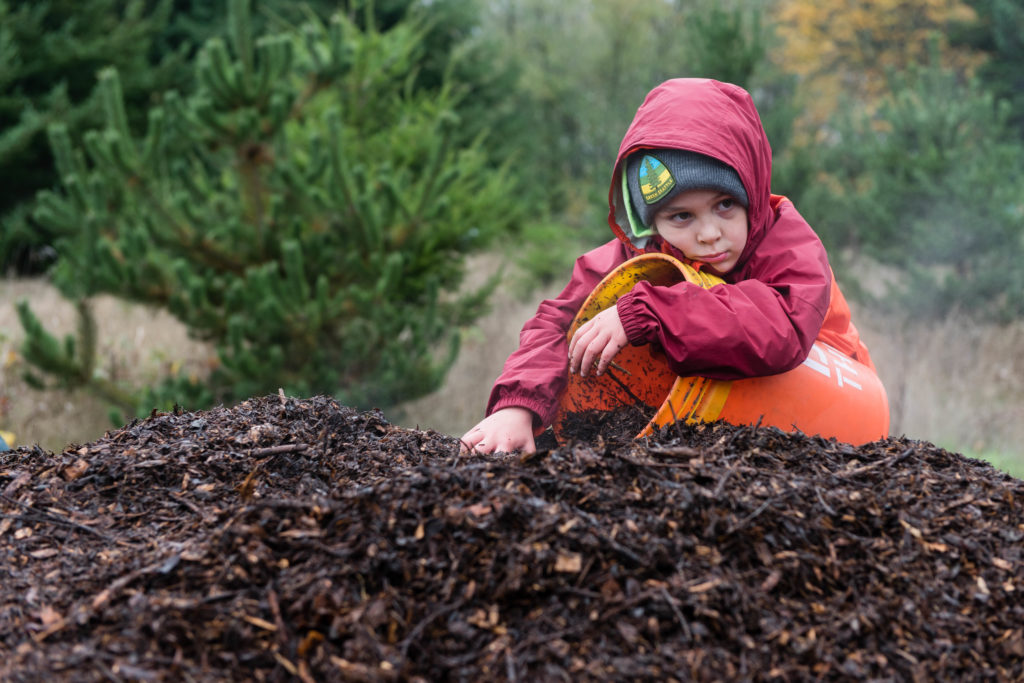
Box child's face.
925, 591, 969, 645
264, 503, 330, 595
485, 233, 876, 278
652, 189, 748, 275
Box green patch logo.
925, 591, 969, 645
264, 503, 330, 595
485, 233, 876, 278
638, 155, 675, 204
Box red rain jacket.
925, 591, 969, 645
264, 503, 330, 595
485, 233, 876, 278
487, 79, 873, 428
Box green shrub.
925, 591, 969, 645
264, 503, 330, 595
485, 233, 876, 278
18, 0, 525, 420
795, 62, 1024, 321
0, 0, 192, 273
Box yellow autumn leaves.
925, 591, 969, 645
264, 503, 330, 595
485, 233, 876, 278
775, 0, 985, 124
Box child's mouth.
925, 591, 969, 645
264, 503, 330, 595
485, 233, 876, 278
699, 252, 729, 264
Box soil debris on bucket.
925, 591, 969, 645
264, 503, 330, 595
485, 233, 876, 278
556, 404, 656, 444
2, 394, 1022, 681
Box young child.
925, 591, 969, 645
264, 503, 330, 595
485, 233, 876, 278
460, 78, 873, 454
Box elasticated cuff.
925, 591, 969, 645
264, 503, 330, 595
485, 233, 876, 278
615, 292, 654, 346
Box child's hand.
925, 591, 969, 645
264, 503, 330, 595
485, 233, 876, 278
459, 407, 536, 454
568, 305, 628, 377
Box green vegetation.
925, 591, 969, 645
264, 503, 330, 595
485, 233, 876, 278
793, 60, 1024, 321
953, 0, 1024, 136
16, 0, 524, 419
0, 0, 191, 273
970, 449, 1024, 478
4, 0, 1024, 446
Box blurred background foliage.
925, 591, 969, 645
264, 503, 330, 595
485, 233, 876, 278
13, 0, 525, 420
2, 0, 1023, 419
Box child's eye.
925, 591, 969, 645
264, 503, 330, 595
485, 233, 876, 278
717, 198, 735, 210
669, 211, 692, 221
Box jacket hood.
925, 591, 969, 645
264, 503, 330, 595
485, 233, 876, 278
609, 78, 772, 269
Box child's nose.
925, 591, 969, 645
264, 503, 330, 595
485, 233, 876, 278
696, 219, 721, 243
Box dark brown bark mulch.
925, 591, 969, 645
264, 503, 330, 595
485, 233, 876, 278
1, 394, 1022, 681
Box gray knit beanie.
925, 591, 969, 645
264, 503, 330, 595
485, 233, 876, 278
625, 149, 748, 230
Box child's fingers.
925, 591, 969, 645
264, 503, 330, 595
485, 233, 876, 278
568, 324, 595, 374
460, 408, 534, 455
568, 319, 592, 363
596, 340, 626, 376
465, 432, 494, 454
517, 434, 537, 454
595, 345, 613, 375
459, 430, 508, 454
578, 332, 607, 377
568, 326, 580, 359
496, 432, 537, 454
570, 307, 625, 376
575, 342, 597, 375
573, 333, 593, 376
458, 428, 481, 454
590, 337, 613, 376
460, 425, 499, 454
470, 433, 535, 455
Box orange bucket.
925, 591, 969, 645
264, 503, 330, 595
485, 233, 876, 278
553, 254, 890, 445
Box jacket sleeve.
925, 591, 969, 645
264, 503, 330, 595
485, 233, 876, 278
616, 203, 832, 379
486, 239, 635, 428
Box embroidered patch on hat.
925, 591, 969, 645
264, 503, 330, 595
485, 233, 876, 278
638, 155, 675, 205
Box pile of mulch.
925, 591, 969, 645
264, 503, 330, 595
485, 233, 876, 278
2, 394, 1022, 682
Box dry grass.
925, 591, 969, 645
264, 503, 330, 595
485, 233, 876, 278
862, 312, 1024, 456
0, 277, 215, 452
3, 268, 1024, 468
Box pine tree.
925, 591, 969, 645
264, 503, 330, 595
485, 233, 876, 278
951, 0, 1024, 136
0, 0, 192, 273
18, 0, 524, 420
795, 61, 1024, 321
